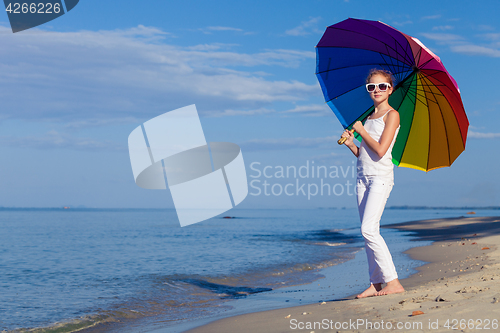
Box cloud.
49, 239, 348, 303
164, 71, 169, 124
206, 107, 275, 117
481, 33, 500, 41
63, 117, 142, 129
421, 32, 500, 58
206, 26, 243, 32
449, 44, 500, 57
0, 25, 317, 124
281, 104, 331, 117
240, 136, 337, 152
476, 25, 495, 31
392, 21, 413, 27
420, 33, 464, 42
198, 26, 245, 34
421, 15, 442, 20
468, 131, 500, 139
285, 17, 322, 36
309, 152, 345, 163
0, 131, 125, 151
432, 25, 454, 31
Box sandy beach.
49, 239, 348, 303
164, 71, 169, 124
184, 215, 500, 333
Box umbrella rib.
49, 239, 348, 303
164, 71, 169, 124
419, 74, 452, 168
402, 82, 429, 106
316, 59, 410, 75
418, 70, 451, 89
422, 74, 465, 165
327, 24, 415, 66
360, 19, 416, 64
393, 74, 418, 165
381, 46, 406, 80
323, 59, 411, 103
413, 47, 423, 69
320, 48, 415, 103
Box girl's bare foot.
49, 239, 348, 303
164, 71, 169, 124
374, 279, 404, 296
356, 283, 382, 298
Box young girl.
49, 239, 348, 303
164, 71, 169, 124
341, 69, 405, 298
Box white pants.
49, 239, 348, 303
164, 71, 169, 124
356, 176, 398, 284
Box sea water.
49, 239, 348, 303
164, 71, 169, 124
0, 208, 497, 332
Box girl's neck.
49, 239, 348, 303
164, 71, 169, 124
374, 101, 391, 114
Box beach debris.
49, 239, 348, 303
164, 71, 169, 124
481, 275, 494, 281
412, 311, 424, 316
472, 242, 477, 245
285, 314, 291, 318
320, 301, 326, 305
435, 295, 447, 302
482, 247, 490, 250
302, 312, 311, 315
492, 294, 500, 304
456, 286, 489, 294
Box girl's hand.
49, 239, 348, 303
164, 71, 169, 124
341, 129, 354, 146
352, 121, 364, 134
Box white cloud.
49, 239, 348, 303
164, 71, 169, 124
420, 33, 464, 42
206, 107, 275, 117
392, 21, 413, 27
421, 32, 500, 58
206, 26, 243, 32
198, 26, 245, 34
468, 131, 500, 139
0, 25, 318, 123
64, 117, 142, 129
421, 15, 442, 20
309, 152, 346, 164
432, 25, 454, 31
281, 104, 331, 117
481, 33, 500, 41
240, 135, 337, 151
450, 44, 500, 57
0, 131, 124, 150
285, 17, 322, 36
476, 25, 495, 31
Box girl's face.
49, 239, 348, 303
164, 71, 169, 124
367, 74, 393, 104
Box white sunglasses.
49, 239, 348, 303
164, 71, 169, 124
366, 82, 391, 93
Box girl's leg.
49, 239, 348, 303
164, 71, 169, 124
357, 179, 398, 284
355, 177, 382, 298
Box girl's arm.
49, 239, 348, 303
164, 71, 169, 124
341, 129, 359, 157
352, 111, 400, 158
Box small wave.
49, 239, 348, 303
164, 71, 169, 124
7, 314, 115, 333
163, 281, 187, 291
313, 242, 347, 247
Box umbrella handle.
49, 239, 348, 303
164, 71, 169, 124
337, 129, 355, 145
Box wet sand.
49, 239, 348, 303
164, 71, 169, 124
184, 216, 500, 333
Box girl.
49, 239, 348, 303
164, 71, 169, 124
341, 69, 404, 298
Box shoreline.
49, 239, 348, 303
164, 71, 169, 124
75, 214, 430, 333
183, 216, 500, 333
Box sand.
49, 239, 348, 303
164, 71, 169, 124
184, 216, 500, 333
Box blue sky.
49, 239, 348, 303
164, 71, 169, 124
0, 0, 499, 210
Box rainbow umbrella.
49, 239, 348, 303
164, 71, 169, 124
316, 18, 468, 171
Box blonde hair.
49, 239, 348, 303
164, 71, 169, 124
366, 69, 394, 87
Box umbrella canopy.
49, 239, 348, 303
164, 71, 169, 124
316, 18, 468, 172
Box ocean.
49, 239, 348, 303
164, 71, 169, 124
0, 208, 497, 332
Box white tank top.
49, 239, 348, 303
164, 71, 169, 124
357, 109, 400, 183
